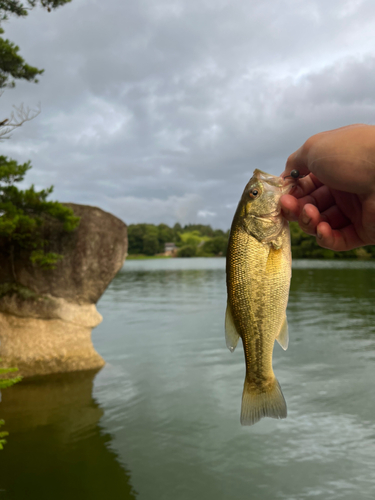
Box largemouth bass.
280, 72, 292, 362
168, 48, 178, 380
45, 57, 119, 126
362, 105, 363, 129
226, 169, 295, 426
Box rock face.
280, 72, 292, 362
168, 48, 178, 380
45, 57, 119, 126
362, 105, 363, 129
0, 204, 127, 377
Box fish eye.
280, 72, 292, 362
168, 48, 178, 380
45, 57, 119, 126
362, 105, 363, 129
249, 189, 259, 199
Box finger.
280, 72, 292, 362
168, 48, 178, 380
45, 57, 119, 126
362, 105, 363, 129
280, 184, 336, 222
280, 172, 324, 198
287, 173, 324, 199
297, 202, 351, 236
283, 148, 311, 177
296, 185, 335, 212
298, 204, 321, 236
320, 205, 351, 230
285, 201, 352, 237
280, 194, 301, 221
316, 222, 364, 251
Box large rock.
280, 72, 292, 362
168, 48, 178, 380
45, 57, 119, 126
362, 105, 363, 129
0, 204, 127, 377
0, 203, 128, 304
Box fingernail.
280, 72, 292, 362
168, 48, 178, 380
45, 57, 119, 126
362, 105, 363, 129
301, 212, 310, 225
317, 230, 322, 239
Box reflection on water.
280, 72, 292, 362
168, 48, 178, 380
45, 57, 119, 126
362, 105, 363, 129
2, 258, 375, 500
0, 370, 136, 500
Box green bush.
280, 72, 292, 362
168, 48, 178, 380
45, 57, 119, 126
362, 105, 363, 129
177, 245, 197, 257
199, 236, 228, 256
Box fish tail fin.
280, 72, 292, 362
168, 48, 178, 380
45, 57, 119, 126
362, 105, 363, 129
240, 377, 287, 426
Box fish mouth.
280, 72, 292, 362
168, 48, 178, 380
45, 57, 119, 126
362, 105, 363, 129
281, 176, 298, 194
253, 169, 284, 187
253, 169, 296, 193
253, 210, 281, 220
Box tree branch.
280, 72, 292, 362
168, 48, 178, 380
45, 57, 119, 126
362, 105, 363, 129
0, 102, 40, 140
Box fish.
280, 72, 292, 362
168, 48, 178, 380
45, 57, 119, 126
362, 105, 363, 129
225, 169, 295, 426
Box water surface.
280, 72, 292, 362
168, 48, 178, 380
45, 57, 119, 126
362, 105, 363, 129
1, 258, 375, 500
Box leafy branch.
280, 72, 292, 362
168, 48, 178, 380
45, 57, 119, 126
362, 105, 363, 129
0, 155, 80, 281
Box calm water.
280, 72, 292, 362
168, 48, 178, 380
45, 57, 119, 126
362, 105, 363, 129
1, 258, 375, 500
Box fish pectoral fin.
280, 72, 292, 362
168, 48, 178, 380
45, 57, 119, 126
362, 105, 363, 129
270, 234, 283, 250
276, 315, 289, 351
225, 302, 240, 353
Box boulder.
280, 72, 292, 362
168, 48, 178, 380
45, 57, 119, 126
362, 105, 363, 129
0, 203, 128, 304
0, 204, 127, 377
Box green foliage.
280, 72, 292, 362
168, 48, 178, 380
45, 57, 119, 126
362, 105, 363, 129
0, 367, 22, 388
290, 222, 336, 259
177, 245, 197, 257
0, 1, 72, 89
179, 230, 209, 248
0, 1, 27, 19
126, 254, 171, 260
0, 362, 22, 450
127, 220, 375, 259
0, 156, 80, 276
0, 30, 43, 88
0, 282, 38, 299
142, 225, 159, 256
127, 223, 228, 257
0, 419, 9, 450
30, 249, 64, 269
181, 224, 214, 238
128, 224, 159, 255
0, 1, 71, 21
157, 223, 174, 251
198, 235, 228, 257
289, 222, 375, 259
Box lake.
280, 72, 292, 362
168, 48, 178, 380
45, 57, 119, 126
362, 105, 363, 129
1, 258, 375, 500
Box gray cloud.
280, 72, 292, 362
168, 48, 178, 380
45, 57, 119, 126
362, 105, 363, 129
2, 0, 375, 229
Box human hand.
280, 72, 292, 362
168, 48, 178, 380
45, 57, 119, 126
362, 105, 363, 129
280, 124, 375, 251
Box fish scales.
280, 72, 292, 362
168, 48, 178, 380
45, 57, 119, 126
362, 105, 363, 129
225, 169, 294, 426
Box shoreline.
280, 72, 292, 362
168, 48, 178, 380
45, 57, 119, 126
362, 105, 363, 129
126, 254, 375, 260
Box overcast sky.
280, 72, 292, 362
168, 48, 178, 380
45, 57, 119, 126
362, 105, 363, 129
1, 0, 375, 229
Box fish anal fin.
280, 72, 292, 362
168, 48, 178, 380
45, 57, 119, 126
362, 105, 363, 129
276, 315, 289, 351
241, 377, 287, 426
225, 303, 240, 353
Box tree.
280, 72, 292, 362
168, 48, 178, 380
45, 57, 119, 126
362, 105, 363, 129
177, 245, 197, 257
0, 1, 71, 89
179, 230, 207, 248
127, 224, 145, 255
157, 223, 174, 253
200, 236, 228, 256
0, 102, 40, 140
0, 3, 73, 448
182, 224, 214, 238
0, 1, 72, 135
0, 155, 80, 281
142, 225, 159, 255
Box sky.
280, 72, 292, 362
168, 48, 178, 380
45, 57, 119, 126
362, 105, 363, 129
1, 0, 375, 229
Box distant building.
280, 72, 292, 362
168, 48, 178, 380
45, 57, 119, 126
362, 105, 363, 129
164, 242, 177, 256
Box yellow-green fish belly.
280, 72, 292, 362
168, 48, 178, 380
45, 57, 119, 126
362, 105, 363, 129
226, 223, 291, 392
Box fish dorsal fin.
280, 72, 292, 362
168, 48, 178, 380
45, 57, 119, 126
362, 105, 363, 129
276, 315, 289, 351
225, 303, 240, 353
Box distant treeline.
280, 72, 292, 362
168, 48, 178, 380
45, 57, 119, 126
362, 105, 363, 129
128, 223, 229, 257
289, 223, 375, 259
127, 222, 375, 259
